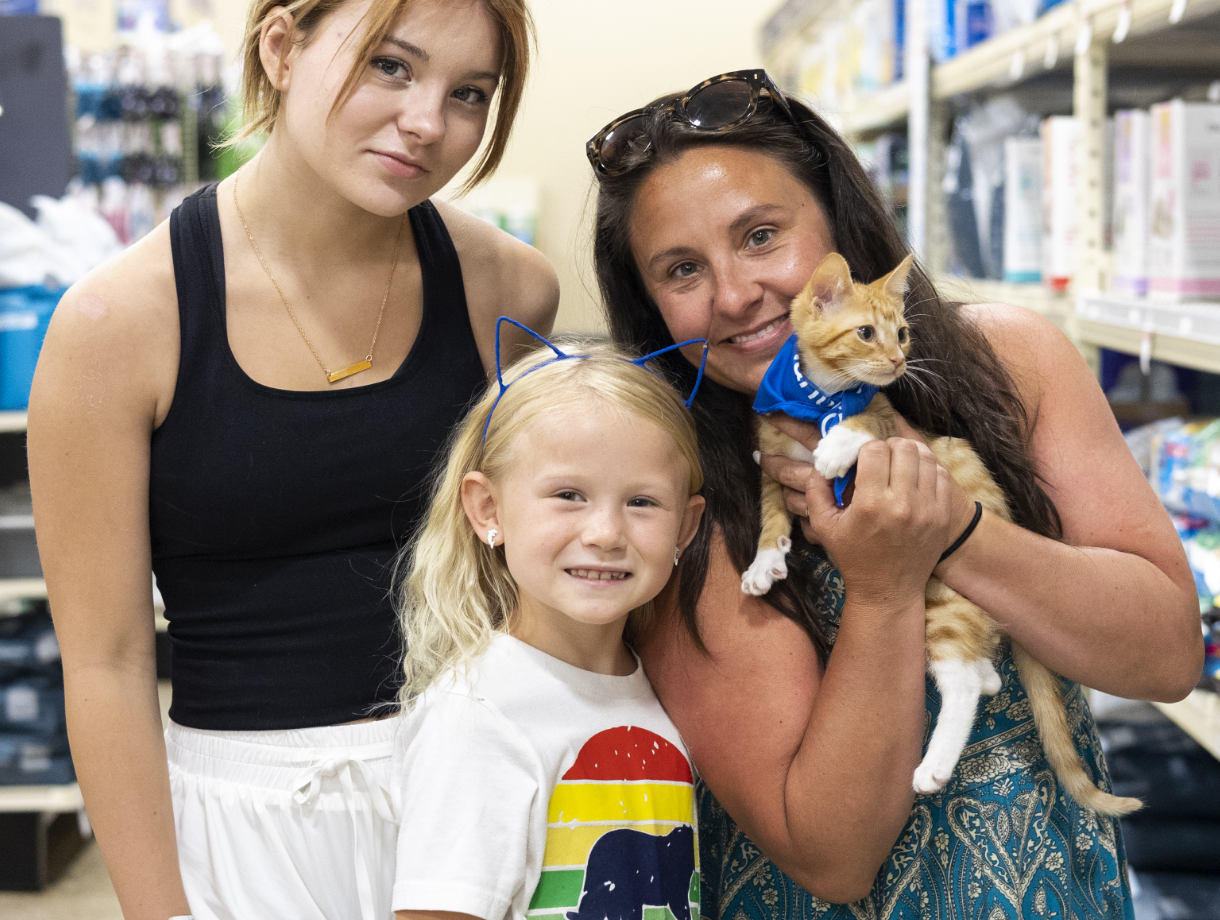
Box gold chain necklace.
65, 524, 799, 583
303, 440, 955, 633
232, 172, 407, 384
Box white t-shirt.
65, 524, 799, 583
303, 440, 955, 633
391, 633, 700, 920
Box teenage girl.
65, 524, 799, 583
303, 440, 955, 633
389, 334, 706, 919
28, 1, 555, 918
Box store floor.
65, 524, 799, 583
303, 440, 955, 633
4, 693, 1220, 918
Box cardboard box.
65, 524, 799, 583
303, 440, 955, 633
1148, 100, 1220, 300
1114, 110, 1152, 296
1003, 137, 1042, 283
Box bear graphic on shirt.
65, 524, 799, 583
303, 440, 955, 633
526, 726, 699, 920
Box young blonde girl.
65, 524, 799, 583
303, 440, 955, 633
391, 334, 707, 920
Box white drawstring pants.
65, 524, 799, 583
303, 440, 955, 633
166, 718, 397, 920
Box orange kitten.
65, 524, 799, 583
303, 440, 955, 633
744, 252, 1141, 816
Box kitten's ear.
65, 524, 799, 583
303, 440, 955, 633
796, 252, 853, 319
880, 254, 915, 300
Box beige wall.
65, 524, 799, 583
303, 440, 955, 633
452, 0, 777, 332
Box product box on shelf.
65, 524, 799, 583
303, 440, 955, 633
0, 674, 65, 736
1040, 116, 1077, 292
1113, 109, 1152, 296
0, 611, 60, 683
1003, 137, 1042, 283
1148, 100, 1220, 300
0, 732, 73, 786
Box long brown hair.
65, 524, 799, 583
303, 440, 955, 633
233, 0, 533, 193
592, 91, 1061, 663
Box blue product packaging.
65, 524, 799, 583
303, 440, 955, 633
0, 673, 65, 736
0, 612, 60, 681
0, 0, 39, 12
893, 0, 906, 81
957, 0, 994, 50
0, 286, 65, 411
0, 731, 74, 786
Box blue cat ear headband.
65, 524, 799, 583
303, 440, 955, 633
481, 316, 709, 446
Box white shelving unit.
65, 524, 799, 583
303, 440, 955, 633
0, 412, 28, 434
0, 408, 93, 861
763, 0, 1220, 758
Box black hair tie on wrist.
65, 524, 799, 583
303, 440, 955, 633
939, 501, 983, 564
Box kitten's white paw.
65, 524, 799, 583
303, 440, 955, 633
813, 427, 875, 480
977, 658, 1002, 695
741, 540, 791, 596
913, 758, 954, 795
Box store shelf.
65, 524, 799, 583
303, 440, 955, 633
0, 412, 27, 433
842, 80, 911, 135
0, 783, 83, 814
1154, 689, 1220, 761
0, 578, 46, 605
932, 0, 1220, 100
1075, 294, 1220, 374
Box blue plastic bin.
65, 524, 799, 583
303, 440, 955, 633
0, 286, 65, 411
0, 731, 74, 786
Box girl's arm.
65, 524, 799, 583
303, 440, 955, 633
765, 305, 1202, 702
28, 229, 188, 920
639, 438, 954, 903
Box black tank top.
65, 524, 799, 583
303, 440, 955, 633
153, 184, 487, 731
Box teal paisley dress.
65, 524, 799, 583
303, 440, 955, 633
698, 557, 1134, 920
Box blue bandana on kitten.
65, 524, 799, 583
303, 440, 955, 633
752, 334, 877, 505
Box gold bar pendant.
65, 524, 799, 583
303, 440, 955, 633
327, 360, 373, 383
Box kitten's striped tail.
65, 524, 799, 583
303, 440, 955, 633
1012, 642, 1143, 817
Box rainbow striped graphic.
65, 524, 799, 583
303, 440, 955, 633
527, 726, 699, 920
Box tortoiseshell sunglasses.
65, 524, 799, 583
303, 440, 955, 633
586, 70, 813, 178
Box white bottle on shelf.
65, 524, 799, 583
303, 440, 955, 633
1040, 115, 1078, 293
1003, 136, 1042, 283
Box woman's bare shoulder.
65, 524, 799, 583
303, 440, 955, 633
36, 221, 180, 425
432, 198, 559, 336
59, 221, 178, 336
958, 301, 1074, 421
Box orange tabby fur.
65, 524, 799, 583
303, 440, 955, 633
745, 252, 1140, 816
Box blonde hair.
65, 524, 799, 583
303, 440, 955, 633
396, 341, 704, 707
233, 0, 533, 193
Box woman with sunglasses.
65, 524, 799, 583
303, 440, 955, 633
591, 71, 1201, 919
27, 1, 556, 918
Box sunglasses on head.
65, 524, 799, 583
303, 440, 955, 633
586, 69, 817, 178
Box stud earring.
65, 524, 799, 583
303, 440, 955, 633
674, 547, 681, 567
487, 529, 498, 549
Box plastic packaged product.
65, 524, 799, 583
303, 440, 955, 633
0, 732, 74, 786
1003, 137, 1042, 282
955, 0, 994, 52
0, 286, 66, 411
1184, 529, 1220, 610
0, 674, 65, 736
0, 612, 60, 682
1148, 100, 1220, 300
1041, 116, 1078, 292
1150, 418, 1220, 520
1114, 110, 1152, 296
930, 0, 957, 61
